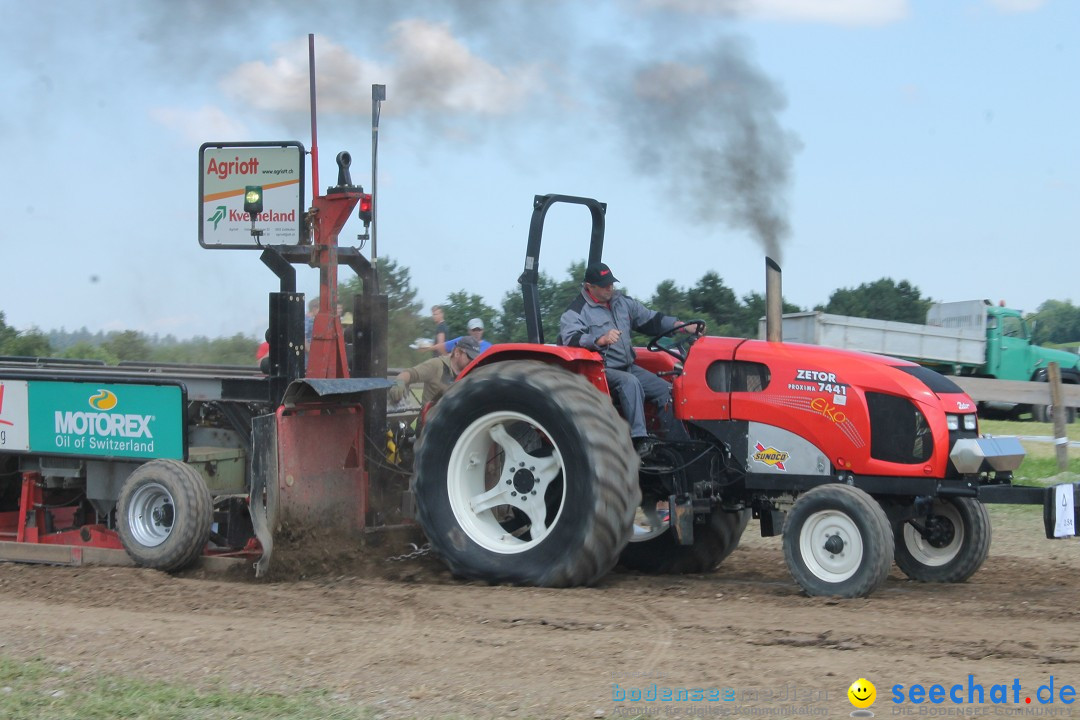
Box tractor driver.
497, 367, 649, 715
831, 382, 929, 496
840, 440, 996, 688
558, 262, 699, 457
388, 334, 482, 407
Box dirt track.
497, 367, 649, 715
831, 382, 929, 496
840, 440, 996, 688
1, 508, 1078, 719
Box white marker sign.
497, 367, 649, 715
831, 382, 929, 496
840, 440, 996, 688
1053, 483, 1076, 538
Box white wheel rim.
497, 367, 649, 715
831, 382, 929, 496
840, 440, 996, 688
446, 410, 566, 554
629, 503, 670, 542
799, 509, 863, 583
902, 501, 963, 567
127, 482, 175, 547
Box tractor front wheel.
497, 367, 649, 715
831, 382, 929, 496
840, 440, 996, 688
894, 497, 991, 583
782, 484, 893, 598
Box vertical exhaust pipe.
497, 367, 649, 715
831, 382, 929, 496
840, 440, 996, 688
765, 257, 782, 342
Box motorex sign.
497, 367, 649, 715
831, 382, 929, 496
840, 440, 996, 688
27, 381, 185, 460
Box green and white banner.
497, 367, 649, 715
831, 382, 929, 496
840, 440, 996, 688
0, 380, 184, 460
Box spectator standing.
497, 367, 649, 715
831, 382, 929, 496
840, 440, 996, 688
431, 305, 448, 357
444, 318, 492, 355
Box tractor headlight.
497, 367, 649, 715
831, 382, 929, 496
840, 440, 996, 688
946, 414, 959, 431
963, 414, 978, 431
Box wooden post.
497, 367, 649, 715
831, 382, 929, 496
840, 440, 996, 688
1048, 362, 1069, 472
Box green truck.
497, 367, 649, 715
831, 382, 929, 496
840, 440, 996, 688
760, 300, 1080, 422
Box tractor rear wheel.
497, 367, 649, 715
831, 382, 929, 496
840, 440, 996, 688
894, 497, 991, 583
413, 361, 640, 587
782, 484, 893, 598
116, 459, 213, 571
619, 508, 750, 574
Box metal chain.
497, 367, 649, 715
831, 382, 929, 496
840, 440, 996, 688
385, 542, 432, 563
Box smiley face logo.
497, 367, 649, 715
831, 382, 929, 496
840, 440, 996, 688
848, 678, 876, 709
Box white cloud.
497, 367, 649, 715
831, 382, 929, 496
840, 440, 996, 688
215, 24, 543, 120
639, 0, 908, 25
148, 105, 249, 145
220, 36, 387, 116
389, 19, 541, 115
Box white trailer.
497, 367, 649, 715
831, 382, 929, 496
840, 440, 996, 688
758, 303, 987, 368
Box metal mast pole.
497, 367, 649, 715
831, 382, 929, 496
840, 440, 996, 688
370, 84, 385, 291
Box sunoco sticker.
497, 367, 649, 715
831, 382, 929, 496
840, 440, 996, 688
27, 381, 184, 460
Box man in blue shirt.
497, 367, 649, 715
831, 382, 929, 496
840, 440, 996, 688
444, 317, 492, 355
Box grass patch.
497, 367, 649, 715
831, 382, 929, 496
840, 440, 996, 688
979, 419, 1080, 442
0, 656, 374, 720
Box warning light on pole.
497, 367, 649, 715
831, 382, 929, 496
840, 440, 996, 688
358, 193, 373, 227
244, 186, 264, 219
244, 185, 264, 242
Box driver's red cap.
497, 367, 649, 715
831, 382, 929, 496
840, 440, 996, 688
584, 262, 619, 287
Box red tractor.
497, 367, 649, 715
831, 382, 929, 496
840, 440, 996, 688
411, 194, 1052, 598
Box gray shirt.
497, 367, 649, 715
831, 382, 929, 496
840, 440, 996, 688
558, 288, 677, 370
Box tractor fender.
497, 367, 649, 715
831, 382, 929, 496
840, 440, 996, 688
461, 343, 609, 394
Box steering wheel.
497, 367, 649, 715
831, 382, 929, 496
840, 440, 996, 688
646, 319, 707, 362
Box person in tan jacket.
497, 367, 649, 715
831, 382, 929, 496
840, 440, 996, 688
389, 334, 482, 405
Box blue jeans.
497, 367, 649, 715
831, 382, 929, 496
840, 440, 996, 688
605, 364, 677, 439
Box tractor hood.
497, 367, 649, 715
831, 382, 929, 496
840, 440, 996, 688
677, 337, 989, 478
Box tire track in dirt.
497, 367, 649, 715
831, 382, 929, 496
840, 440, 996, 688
597, 585, 680, 677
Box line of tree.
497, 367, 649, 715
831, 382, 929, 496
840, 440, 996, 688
4, 260, 1079, 367
0, 318, 261, 366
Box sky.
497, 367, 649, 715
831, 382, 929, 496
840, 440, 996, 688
1, 0, 1077, 341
